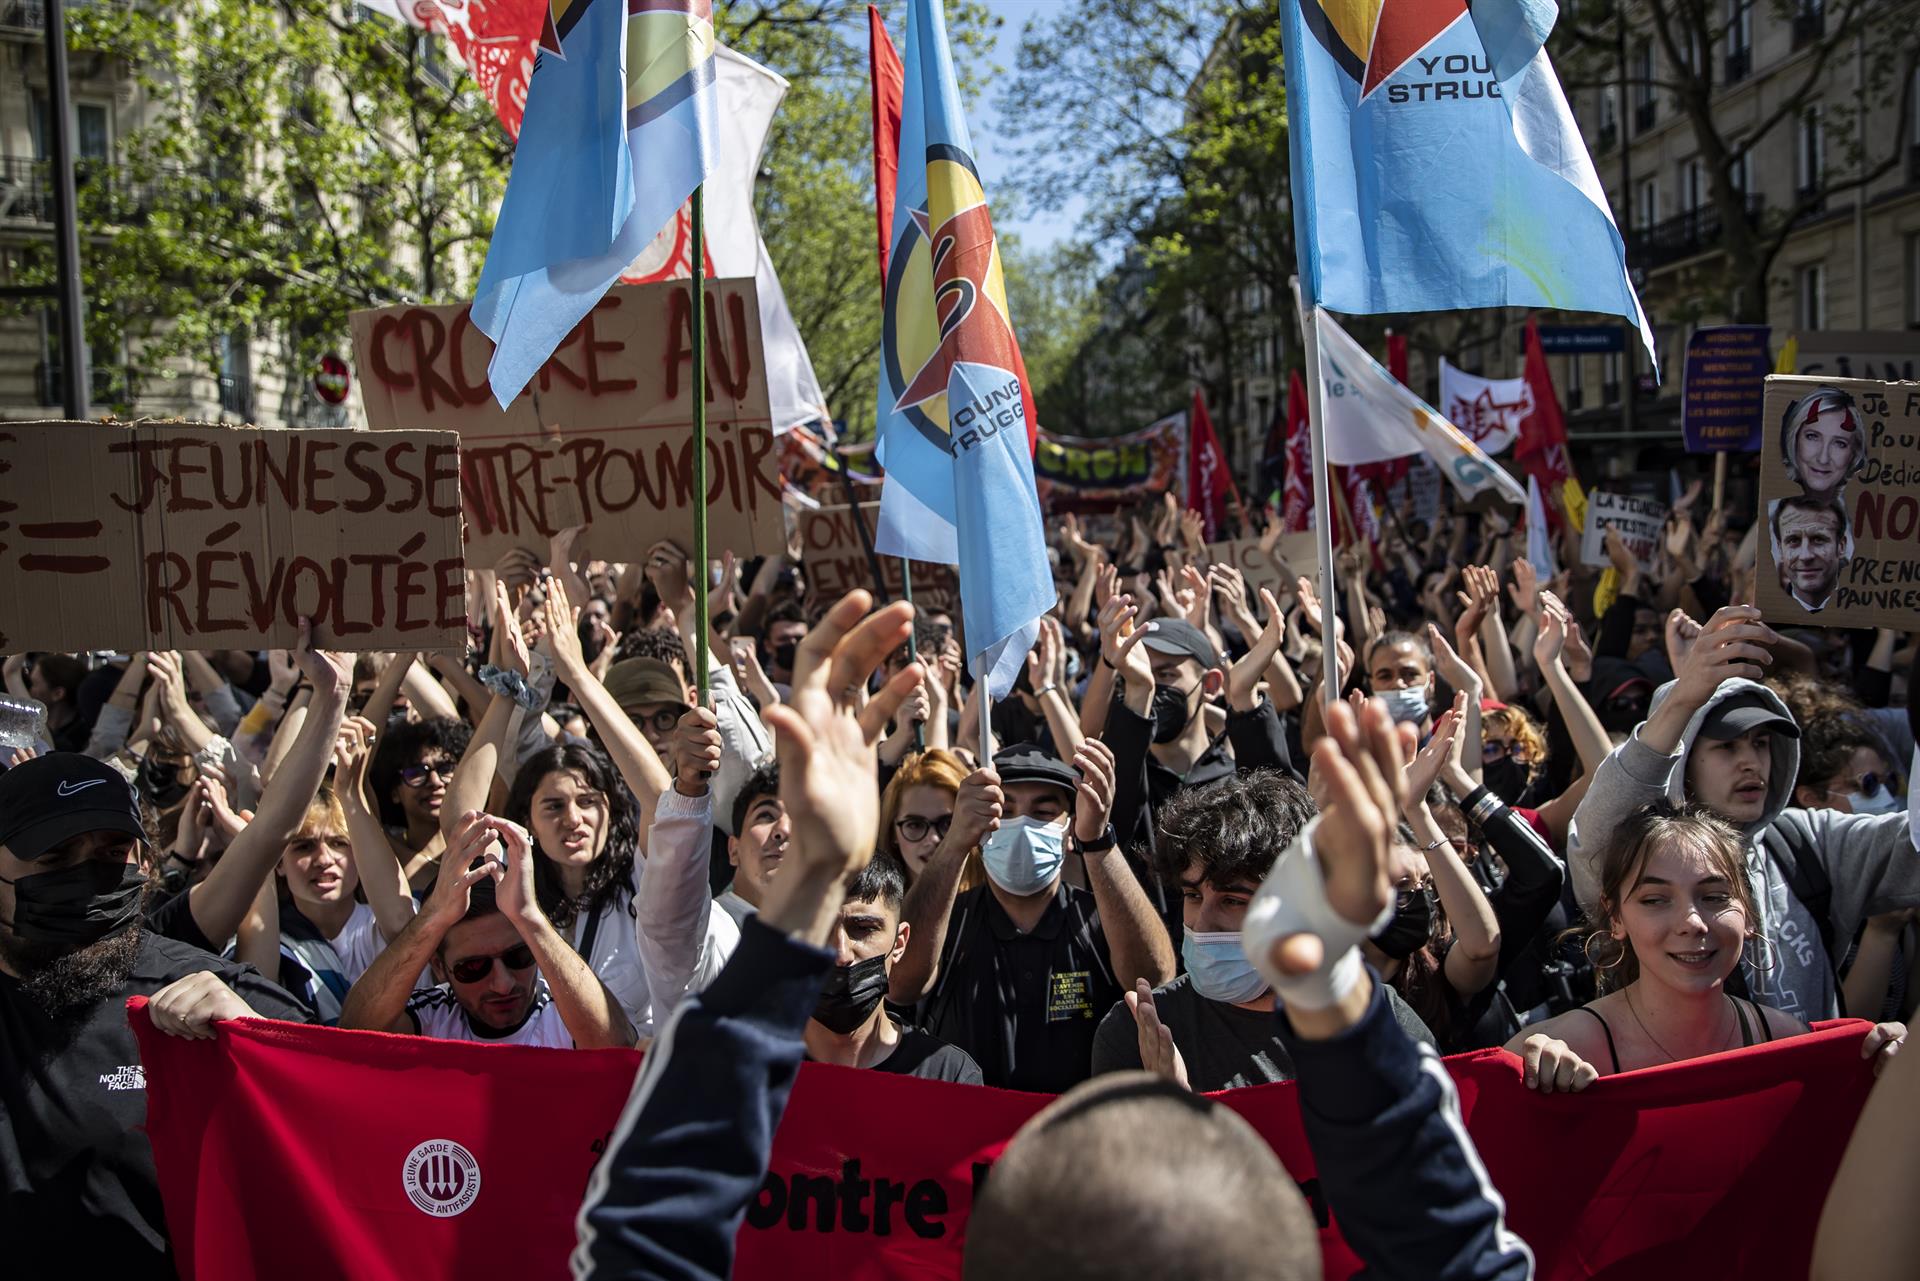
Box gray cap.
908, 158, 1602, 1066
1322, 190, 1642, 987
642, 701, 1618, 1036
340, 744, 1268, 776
1698, 691, 1800, 742
1138, 618, 1220, 669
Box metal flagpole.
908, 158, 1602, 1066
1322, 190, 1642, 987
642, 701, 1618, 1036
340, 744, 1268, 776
691, 187, 710, 703
1291, 277, 1341, 714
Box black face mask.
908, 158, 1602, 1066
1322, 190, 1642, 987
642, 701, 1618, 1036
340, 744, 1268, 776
1372, 886, 1435, 960
1150, 683, 1200, 744
811, 953, 890, 1034
769, 640, 800, 673
1482, 757, 1530, 805
0, 860, 147, 950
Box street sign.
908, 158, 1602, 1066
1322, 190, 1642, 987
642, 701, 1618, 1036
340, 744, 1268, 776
1536, 325, 1626, 354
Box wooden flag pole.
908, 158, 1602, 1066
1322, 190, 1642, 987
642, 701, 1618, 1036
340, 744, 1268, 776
1711, 450, 1729, 518
691, 186, 711, 702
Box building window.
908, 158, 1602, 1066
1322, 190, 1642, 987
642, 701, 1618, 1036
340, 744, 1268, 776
1729, 146, 1752, 197
1565, 355, 1585, 410
1797, 108, 1825, 196
1798, 262, 1828, 331
1632, 42, 1657, 132
1680, 158, 1706, 215
219, 328, 253, 419
1794, 0, 1826, 49
1910, 67, 1920, 181
1637, 176, 1661, 230
1602, 351, 1622, 405
29, 97, 110, 162
1597, 86, 1619, 151
1907, 235, 1920, 328
1725, 0, 1752, 82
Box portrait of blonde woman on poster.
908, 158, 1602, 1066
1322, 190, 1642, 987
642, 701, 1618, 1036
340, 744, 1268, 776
1769, 495, 1853, 615
1780, 386, 1869, 507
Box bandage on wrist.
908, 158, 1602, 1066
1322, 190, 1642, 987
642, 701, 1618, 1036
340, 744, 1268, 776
1241, 816, 1393, 1012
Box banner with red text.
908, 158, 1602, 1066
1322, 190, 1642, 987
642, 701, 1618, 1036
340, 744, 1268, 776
799, 503, 959, 615
0, 421, 464, 654
350, 280, 784, 564
132, 1002, 1874, 1281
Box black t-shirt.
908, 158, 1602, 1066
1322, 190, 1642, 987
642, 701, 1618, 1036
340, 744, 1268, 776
1, 930, 311, 1277
871, 1016, 985, 1085
919, 882, 1120, 1093
1090, 971, 1439, 1092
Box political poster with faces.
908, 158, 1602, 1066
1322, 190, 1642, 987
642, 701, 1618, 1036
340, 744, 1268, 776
1758, 374, 1919, 628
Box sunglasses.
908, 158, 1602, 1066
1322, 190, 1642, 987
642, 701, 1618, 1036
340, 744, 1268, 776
1837, 772, 1900, 799
894, 814, 953, 844
399, 761, 456, 788
448, 944, 536, 985
1481, 740, 1529, 764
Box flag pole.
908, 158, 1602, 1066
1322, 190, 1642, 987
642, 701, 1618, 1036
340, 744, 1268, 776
904, 558, 924, 750
1292, 277, 1341, 714
691, 186, 711, 703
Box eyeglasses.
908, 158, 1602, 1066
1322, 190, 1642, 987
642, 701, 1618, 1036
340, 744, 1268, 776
626, 708, 684, 735
448, 944, 536, 984
1481, 740, 1529, 764
1831, 772, 1900, 800
894, 814, 953, 844
399, 761, 456, 788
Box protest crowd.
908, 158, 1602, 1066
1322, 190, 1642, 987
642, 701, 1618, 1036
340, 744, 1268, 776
5, 480, 1920, 1278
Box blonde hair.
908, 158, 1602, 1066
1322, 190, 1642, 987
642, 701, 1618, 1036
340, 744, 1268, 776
289, 787, 348, 846
878, 749, 982, 891
1483, 704, 1548, 781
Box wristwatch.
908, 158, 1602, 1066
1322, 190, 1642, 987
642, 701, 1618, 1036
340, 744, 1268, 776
1075, 825, 1117, 855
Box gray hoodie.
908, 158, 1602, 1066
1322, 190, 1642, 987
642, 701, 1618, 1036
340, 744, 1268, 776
1567, 677, 1920, 1022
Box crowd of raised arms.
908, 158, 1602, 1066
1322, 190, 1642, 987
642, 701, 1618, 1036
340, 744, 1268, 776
5, 486, 1920, 1279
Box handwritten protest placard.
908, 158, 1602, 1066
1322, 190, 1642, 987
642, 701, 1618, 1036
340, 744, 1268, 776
1758, 374, 1920, 627
799, 504, 959, 616
1206, 532, 1320, 599
0, 421, 465, 653
1579, 490, 1668, 574
350, 279, 784, 563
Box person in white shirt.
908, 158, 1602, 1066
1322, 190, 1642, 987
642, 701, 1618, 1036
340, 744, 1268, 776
340, 810, 635, 1049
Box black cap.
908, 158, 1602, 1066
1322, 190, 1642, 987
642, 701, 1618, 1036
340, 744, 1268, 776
993, 742, 1078, 794
1698, 691, 1801, 742
1138, 618, 1220, 669
0, 753, 145, 861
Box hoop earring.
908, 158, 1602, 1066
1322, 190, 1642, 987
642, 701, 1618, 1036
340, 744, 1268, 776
1744, 930, 1780, 975
1583, 932, 1626, 974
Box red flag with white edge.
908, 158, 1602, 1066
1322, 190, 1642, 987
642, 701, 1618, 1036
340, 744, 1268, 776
1187, 389, 1235, 540
1283, 368, 1314, 533
870, 6, 904, 282
1515, 316, 1577, 529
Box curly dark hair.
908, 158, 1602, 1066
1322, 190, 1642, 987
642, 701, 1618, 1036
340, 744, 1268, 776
614, 625, 688, 675
505, 743, 640, 933
1152, 769, 1318, 891
368, 717, 474, 828
1793, 717, 1888, 799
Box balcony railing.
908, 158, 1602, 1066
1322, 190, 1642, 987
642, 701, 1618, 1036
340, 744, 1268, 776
0, 0, 121, 33
218, 371, 252, 418
1597, 122, 1618, 153
0, 153, 293, 237
1723, 47, 1751, 85
1626, 194, 1766, 270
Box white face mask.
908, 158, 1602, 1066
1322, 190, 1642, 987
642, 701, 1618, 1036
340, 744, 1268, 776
1376, 686, 1429, 725
980, 816, 1066, 896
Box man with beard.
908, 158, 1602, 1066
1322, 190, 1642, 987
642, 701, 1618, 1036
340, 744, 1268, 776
0, 753, 312, 1276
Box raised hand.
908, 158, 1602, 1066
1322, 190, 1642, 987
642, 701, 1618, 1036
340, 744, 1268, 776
1533, 590, 1572, 669
1403, 693, 1463, 806
333, 715, 378, 812
670, 707, 722, 794
644, 540, 695, 617
1126, 979, 1191, 1090
1062, 512, 1101, 566
494, 581, 532, 677
426, 810, 505, 928
1097, 594, 1155, 691
1562, 614, 1595, 683
1026, 616, 1063, 693
289, 618, 351, 700
1071, 738, 1117, 843
1427, 621, 1479, 695
1508, 557, 1540, 620
1516, 1034, 1599, 1093
1670, 605, 1777, 709
1228, 586, 1287, 710
489, 816, 541, 927
1178, 508, 1206, 553
947, 766, 1004, 853
1178, 564, 1212, 629
1664, 607, 1704, 675
542, 588, 588, 682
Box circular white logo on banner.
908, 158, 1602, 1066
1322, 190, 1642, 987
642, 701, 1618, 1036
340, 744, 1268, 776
402, 1139, 482, 1217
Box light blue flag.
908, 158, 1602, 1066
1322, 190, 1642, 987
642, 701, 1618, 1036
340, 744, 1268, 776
472, 0, 718, 407
872, 0, 1051, 699
1281, 0, 1655, 366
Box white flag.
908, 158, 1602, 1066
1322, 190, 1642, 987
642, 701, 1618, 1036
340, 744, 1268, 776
619, 45, 827, 435
1437, 358, 1532, 455
1315, 310, 1526, 506
1526, 475, 1559, 580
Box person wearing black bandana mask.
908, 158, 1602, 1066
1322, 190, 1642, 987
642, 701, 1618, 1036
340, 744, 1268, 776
802, 854, 981, 1083
760, 599, 810, 695
1096, 607, 1297, 898
0, 752, 311, 1278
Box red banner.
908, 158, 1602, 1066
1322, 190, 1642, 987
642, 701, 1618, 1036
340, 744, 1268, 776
129, 1001, 1875, 1281
1187, 389, 1235, 541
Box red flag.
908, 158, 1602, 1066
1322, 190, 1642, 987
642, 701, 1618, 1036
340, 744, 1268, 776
1386, 331, 1409, 383
868, 7, 904, 282
1282, 368, 1314, 533
1515, 316, 1575, 528
1187, 389, 1235, 540
131, 1000, 1878, 1281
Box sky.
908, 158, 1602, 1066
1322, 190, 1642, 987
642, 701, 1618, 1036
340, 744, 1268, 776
970, 0, 1087, 254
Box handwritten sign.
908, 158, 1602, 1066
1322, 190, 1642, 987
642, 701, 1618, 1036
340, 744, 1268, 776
1681, 325, 1770, 453
798, 504, 959, 616
350, 279, 784, 563
1759, 375, 1920, 627
0, 421, 465, 653
1579, 491, 1669, 574
1206, 532, 1321, 600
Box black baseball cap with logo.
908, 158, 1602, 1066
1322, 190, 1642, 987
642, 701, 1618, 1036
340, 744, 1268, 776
0, 753, 145, 861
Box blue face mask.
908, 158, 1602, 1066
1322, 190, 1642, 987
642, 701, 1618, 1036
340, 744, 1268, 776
980, 817, 1066, 896
1182, 929, 1269, 1005
1847, 783, 1900, 815
1376, 686, 1430, 725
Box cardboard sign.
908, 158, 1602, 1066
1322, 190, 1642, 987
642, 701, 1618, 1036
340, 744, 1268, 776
1206, 532, 1321, 600
798, 504, 959, 616
0, 421, 465, 654
350, 279, 784, 563
1758, 375, 1920, 627
1579, 490, 1669, 574
1681, 325, 1770, 453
